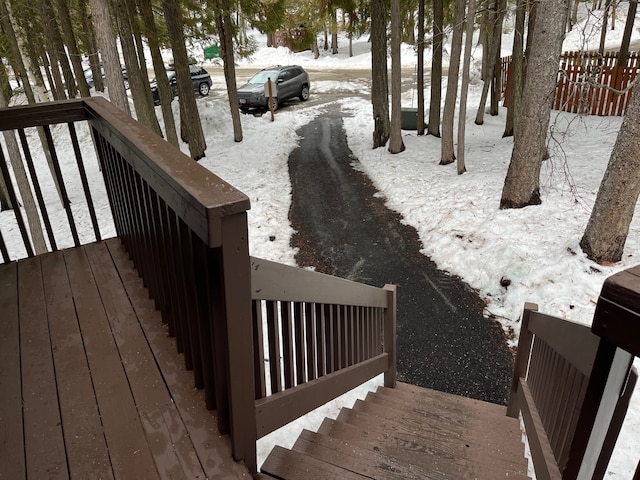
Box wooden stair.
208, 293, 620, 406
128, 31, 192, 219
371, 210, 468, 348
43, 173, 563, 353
260, 382, 531, 479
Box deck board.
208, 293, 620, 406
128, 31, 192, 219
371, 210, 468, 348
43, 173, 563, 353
40, 251, 113, 479
0, 240, 250, 480
0, 261, 24, 479
19, 256, 68, 479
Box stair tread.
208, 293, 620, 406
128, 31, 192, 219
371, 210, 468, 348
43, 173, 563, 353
318, 416, 530, 479
260, 445, 369, 480
292, 429, 452, 479
351, 397, 525, 458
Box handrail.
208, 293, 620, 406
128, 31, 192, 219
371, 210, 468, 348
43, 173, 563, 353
509, 280, 637, 479
0, 98, 258, 471
249, 257, 396, 439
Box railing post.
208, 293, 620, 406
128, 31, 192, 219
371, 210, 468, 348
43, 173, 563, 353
219, 212, 257, 472
507, 302, 537, 418
383, 284, 397, 388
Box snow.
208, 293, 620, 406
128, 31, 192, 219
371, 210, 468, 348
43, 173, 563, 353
2, 3, 640, 476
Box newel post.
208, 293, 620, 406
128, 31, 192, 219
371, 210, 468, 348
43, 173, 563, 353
219, 212, 257, 472
383, 284, 397, 388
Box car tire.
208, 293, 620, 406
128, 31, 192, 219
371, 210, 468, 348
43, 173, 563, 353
299, 85, 310, 102
123, 79, 130, 90
199, 82, 210, 96
269, 97, 278, 111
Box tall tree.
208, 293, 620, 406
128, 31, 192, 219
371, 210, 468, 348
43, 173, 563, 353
458, 0, 476, 175
0, 78, 47, 254
162, 0, 207, 160
580, 79, 640, 264
503, 0, 526, 137
78, 0, 104, 91
111, 0, 161, 135
427, 0, 443, 137
371, 0, 390, 148
440, 0, 465, 165
500, 0, 568, 209
54, 0, 91, 97
214, 0, 243, 142
616, 0, 637, 69
417, 0, 425, 135
138, 0, 179, 146
388, 0, 405, 153
89, 0, 130, 113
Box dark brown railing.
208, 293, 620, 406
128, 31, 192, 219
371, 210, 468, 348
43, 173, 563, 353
508, 301, 637, 479
249, 257, 396, 439
0, 97, 397, 473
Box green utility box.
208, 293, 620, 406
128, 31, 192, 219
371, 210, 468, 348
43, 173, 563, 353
204, 45, 220, 59
401, 107, 419, 130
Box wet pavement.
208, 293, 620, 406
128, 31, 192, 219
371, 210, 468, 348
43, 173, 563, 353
288, 105, 514, 405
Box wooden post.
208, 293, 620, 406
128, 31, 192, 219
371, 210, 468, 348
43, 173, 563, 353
507, 302, 537, 418
219, 212, 257, 472
383, 284, 397, 388
267, 78, 275, 122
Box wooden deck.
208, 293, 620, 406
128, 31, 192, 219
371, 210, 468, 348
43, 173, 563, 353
0, 238, 251, 480
260, 382, 530, 479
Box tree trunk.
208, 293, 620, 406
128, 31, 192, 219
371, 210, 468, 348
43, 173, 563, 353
458, 0, 476, 175
475, 0, 506, 124
43, 0, 77, 99
215, 0, 243, 142
440, 0, 465, 165
616, 0, 637, 69
331, 11, 338, 54
500, 0, 568, 209
78, 0, 104, 91
40, 0, 68, 100
0, 81, 47, 254
54, 0, 91, 97
89, 0, 130, 113
417, 0, 425, 135
427, 0, 443, 137
138, 0, 179, 146
162, 0, 206, 160
580, 78, 640, 264
371, 0, 390, 148
504, 0, 526, 137
388, 0, 405, 154
111, 0, 160, 135
598, 0, 612, 55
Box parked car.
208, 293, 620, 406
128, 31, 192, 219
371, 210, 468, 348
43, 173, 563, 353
84, 65, 128, 89
237, 65, 310, 112
150, 65, 212, 105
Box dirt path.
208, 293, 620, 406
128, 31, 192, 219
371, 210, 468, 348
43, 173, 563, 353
288, 104, 514, 405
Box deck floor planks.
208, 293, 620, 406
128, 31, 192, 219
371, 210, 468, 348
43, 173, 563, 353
0, 261, 24, 479
63, 246, 160, 479
1, 240, 251, 479
40, 250, 114, 479
84, 241, 195, 480
18, 255, 69, 479
105, 238, 249, 480
261, 446, 370, 480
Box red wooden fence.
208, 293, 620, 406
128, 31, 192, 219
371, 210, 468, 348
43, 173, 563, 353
501, 51, 639, 116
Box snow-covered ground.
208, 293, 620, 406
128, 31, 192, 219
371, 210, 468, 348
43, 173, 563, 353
1, 2, 639, 476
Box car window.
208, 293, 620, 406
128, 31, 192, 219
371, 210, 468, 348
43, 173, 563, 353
249, 71, 279, 84
279, 70, 292, 82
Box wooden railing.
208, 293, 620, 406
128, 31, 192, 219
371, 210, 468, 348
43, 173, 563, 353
501, 51, 639, 116
0, 98, 397, 473
508, 301, 637, 479
249, 257, 396, 439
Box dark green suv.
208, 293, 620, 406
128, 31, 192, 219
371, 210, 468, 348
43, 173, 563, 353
237, 65, 310, 111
